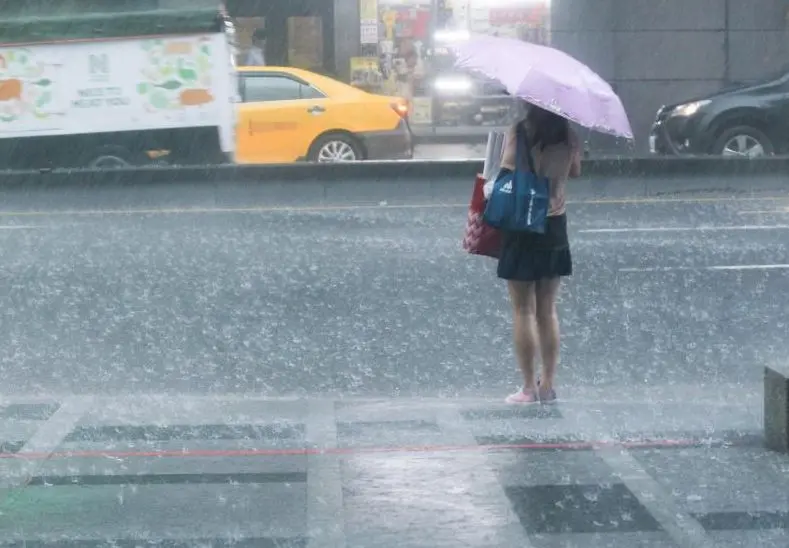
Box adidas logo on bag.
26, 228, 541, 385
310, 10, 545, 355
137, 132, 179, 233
499, 181, 513, 194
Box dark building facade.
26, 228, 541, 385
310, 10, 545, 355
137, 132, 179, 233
226, 0, 353, 80
551, 0, 789, 152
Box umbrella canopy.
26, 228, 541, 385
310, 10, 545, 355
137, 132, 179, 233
454, 34, 633, 139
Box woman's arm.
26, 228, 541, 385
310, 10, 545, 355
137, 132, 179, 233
568, 130, 582, 178
499, 123, 519, 171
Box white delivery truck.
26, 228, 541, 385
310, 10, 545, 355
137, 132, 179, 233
0, 3, 237, 169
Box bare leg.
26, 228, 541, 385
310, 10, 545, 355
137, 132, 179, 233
507, 280, 538, 391
535, 277, 562, 392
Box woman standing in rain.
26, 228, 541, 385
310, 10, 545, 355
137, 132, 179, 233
499, 105, 582, 405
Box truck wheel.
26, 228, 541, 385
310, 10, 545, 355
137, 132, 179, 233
308, 133, 363, 163
83, 145, 142, 169
713, 126, 774, 157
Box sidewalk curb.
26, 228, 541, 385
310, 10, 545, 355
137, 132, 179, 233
0, 158, 788, 189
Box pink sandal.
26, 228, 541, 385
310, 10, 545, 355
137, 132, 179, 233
505, 387, 539, 405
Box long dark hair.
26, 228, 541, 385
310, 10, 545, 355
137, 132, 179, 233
524, 106, 569, 150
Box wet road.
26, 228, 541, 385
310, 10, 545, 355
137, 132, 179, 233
0, 187, 788, 547
0, 193, 786, 397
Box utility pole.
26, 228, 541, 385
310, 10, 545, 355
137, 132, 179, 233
723, 0, 730, 84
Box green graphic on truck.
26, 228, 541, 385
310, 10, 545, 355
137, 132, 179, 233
137, 37, 215, 111
0, 49, 55, 122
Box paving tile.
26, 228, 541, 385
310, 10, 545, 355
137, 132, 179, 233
64, 423, 305, 443
466, 418, 600, 445
529, 532, 679, 547
337, 420, 442, 448
338, 420, 440, 434
488, 449, 619, 487
0, 421, 44, 444
461, 405, 562, 421
694, 509, 789, 531
708, 529, 789, 547
0, 403, 60, 421
631, 447, 789, 514
505, 483, 663, 534
334, 400, 444, 423
27, 471, 306, 487
84, 398, 306, 426
54, 436, 309, 453
342, 452, 519, 547
612, 429, 763, 447
587, 403, 762, 437
0, 540, 307, 548
0, 459, 34, 486
0, 440, 24, 454
35, 454, 307, 479
475, 433, 591, 447
0, 483, 307, 540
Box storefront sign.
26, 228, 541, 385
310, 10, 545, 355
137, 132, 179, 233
360, 0, 379, 44
360, 19, 379, 44
488, 6, 547, 27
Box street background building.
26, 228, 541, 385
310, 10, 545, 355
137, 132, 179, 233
226, 0, 789, 153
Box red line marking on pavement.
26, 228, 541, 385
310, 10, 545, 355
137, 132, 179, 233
0, 437, 739, 461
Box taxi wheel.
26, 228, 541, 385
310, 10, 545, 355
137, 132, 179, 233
309, 133, 363, 163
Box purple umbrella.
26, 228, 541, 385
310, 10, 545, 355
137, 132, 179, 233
454, 34, 633, 139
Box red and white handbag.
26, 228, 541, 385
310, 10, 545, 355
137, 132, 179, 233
462, 174, 501, 259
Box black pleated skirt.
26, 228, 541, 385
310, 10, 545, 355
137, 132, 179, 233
497, 214, 573, 282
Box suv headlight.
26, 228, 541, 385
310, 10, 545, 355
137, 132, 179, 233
671, 100, 710, 117
433, 76, 473, 94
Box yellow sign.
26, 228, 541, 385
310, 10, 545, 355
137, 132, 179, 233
359, 0, 378, 21
382, 10, 397, 40
411, 97, 432, 125
350, 57, 383, 92
350, 57, 379, 72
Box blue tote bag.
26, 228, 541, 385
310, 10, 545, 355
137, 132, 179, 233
483, 125, 550, 234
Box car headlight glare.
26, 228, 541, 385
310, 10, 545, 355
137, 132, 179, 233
671, 100, 710, 117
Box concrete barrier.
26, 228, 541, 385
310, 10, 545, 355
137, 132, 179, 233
0, 156, 788, 188
765, 365, 789, 453
0, 158, 785, 212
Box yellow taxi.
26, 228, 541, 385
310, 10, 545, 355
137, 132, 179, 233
236, 66, 413, 163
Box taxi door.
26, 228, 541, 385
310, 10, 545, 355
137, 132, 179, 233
236, 72, 329, 163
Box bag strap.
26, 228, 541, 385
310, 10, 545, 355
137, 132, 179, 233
515, 123, 537, 175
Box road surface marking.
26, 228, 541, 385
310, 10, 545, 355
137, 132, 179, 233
620, 264, 789, 273
572, 195, 789, 205
596, 446, 717, 548
306, 400, 346, 548
19, 397, 92, 455
576, 409, 718, 548
739, 209, 789, 215
0, 225, 43, 229
1, 397, 93, 489
0, 194, 784, 218
434, 406, 536, 547
581, 225, 789, 234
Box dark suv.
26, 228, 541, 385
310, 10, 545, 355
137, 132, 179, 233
649, 67, 789, 157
